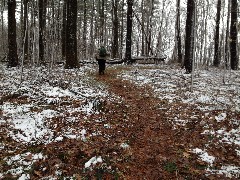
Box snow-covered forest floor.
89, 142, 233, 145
0, 62, 239, 179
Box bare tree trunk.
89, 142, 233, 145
1, 1, 6, 54
191, 1, 197, 91
21, 3, 28, 83
176, 0, 182, 64
141, 0, 144, 56
146, 0, 154, 56
184, 0, 195, 73
225, 0, 231, 69
39, 0, 47, 65
100, 0, 105, 44
112, 0, 119, 59
230, 0, 238, 70
213, 0, 221, 67
89, 0, 95, 58
156, 0, 165, 57
23, 0, 29, 63
82, 0, 87, 59
199, 0, 206, 65
62, 0, 66, 61
203, 0, 209, 67
125, 0, 134, 63
7, 0, 18, 67
65, 0, 79, 69
120, 0, 125, 59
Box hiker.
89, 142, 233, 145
95, 46, 107, 75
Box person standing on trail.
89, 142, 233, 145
95, 46, 108, 75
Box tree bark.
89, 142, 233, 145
89, 0, 95, 57
119, 0, 125, 59
82, 0, 87, 59
23, 0, 29, 63
111, 0, 119, 59
230, 0, 238, 70
141, 0, 144, 56
213, 0, 221, 67
62, 0, 66, 60
184, 0, 195, 73
8, 0, 18, 67
100, 0, 105, 44
65, 0, 79, 69
39, 0, 46, 65
125, 0, 134, 63
224, 0, 231, 68
176, 0, 182, 64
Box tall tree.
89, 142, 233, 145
176, 0, 182, 64
39, 0, 47, 65
65, 0, 79, 68
141, 0, 145, 56
1, 1, 6, 54
111, 0, 119, 58
82, 0, 87, 59
62, 0, 67, 60
89, 0, 95, 57
119, 0, 125, 59
184, 0, 195, 73
213, 0, 221, 67
224, 0, 231, 68
125, 0, 134, 63
23, 0, 29, 63
7, 0, 18, 67
100, 0, 105, 44
230, 0, 238, 70
145, 0, 154, 56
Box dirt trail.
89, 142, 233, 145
1, 67, 239, 179
96, 70, 205, 179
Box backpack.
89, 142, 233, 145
99, 46, 107, 57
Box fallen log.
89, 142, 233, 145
132, 56, 166, 64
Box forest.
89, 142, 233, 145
0, 0, 239, 71
0, 0, 240, 179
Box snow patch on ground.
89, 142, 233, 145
0, 152, 45, 179
192, 148, 215, 165
120, 65, 240, 111
84, 156, 103, 169
207, 165, 240, 179
1, 64, 239, 178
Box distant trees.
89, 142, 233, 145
7, 0, 18, 67
0, 0, 238, 70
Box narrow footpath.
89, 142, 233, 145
95, 69, 206, 179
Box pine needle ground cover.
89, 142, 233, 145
0, 63, 239, 179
